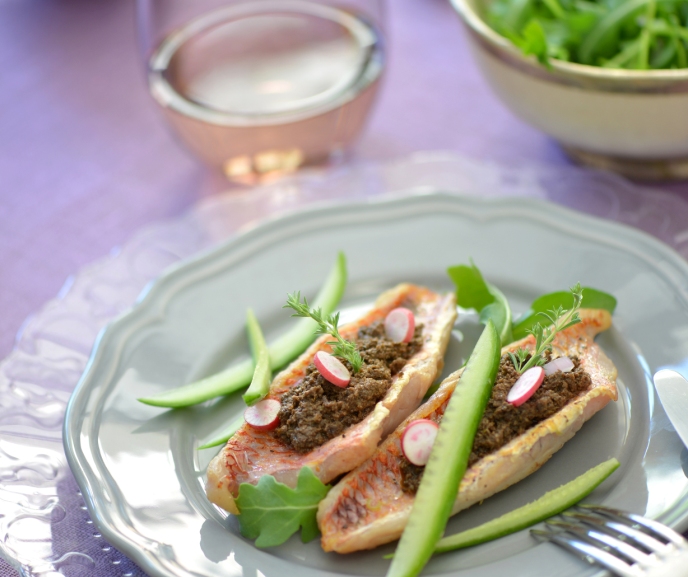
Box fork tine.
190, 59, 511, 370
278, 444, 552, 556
531, 527, 643, 577
564, 510, 667, 554
578, 505, 687, 547
546, 519, 651, 565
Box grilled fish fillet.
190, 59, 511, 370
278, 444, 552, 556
206, 283, 457, 514
317, 309, 617, 553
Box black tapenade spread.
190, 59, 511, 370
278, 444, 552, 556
274, 320, 423, 454
400, 355, 591, 493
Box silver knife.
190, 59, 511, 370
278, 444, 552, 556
654, 369, 688, 449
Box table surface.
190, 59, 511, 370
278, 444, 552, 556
3, 1, 688, 576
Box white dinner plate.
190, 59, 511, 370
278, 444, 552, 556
64, 191, 688, 577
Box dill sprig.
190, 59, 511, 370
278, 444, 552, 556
284, 292, 363, 373
508, 283, 584, 374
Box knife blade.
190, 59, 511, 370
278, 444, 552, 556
653, 369, 688, 450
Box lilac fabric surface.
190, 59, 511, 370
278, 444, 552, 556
3, 1, 688, 577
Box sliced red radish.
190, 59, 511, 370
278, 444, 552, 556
401, 419, 439, 466
507, 366, 545, 407
314, 350, 351, 387
385, 307, 415, 343
244, 399, 281, 431
544, 356, 575, 376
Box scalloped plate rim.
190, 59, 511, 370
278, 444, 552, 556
63, 190, 688, 577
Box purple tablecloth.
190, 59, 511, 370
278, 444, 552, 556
3, 1, 688, 576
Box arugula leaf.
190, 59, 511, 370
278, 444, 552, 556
486, 0, 688, 70
518, 19, 551, 64
447, 263, 494, 311
447, 263, 513, 346
512, 287, 616, 340
235, 467, 331, 547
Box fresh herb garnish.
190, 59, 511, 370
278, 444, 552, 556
235, 467, 331, 547
284, 292, 363, 372
508, 283, 584, 374
486, 0, 688, 69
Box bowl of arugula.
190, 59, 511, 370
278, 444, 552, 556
450, 0, 688, 180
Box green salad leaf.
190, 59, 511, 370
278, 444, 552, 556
448, 261, 616, 348
486, 0, 688, 69
447, 262, 513, 346
235, 467, 331, 547
512, 287, 617, 340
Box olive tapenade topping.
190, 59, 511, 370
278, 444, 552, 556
399, 355, 591, 494
274, 320, 423, 453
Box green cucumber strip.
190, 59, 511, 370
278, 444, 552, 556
197, 413, 244, 450
386, 321, 501, 577
138, 252, 347, 408
138, 360, 254, 409
512, 287, 616, 341
242, 308, 272, 405
434, 458, 620, 552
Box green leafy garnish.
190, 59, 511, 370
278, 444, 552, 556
447, 262, 514, 346
235, 467, 331, 547
512, 287, 617, 341
508, 283, 584, 373
284, 292, 363, 372
447, 261, 616, 354
486, 0, 688, 69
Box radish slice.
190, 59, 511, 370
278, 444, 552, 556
314, 350, 351, 387
244, 399, 281, 431
385, 307, 415, 343
401, 419, 439, 466
544, 356, 574, 376
507, 366, 545, 407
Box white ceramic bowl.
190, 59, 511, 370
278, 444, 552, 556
450, 0, 688, 180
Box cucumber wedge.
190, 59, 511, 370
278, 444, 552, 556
434, 458, 620, 552
197, 413, 244, 450
386, 321, 501, 577
242, 308, 272, 405
138, 252, 347, 408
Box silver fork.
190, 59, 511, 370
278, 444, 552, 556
531, 505, 688, 577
